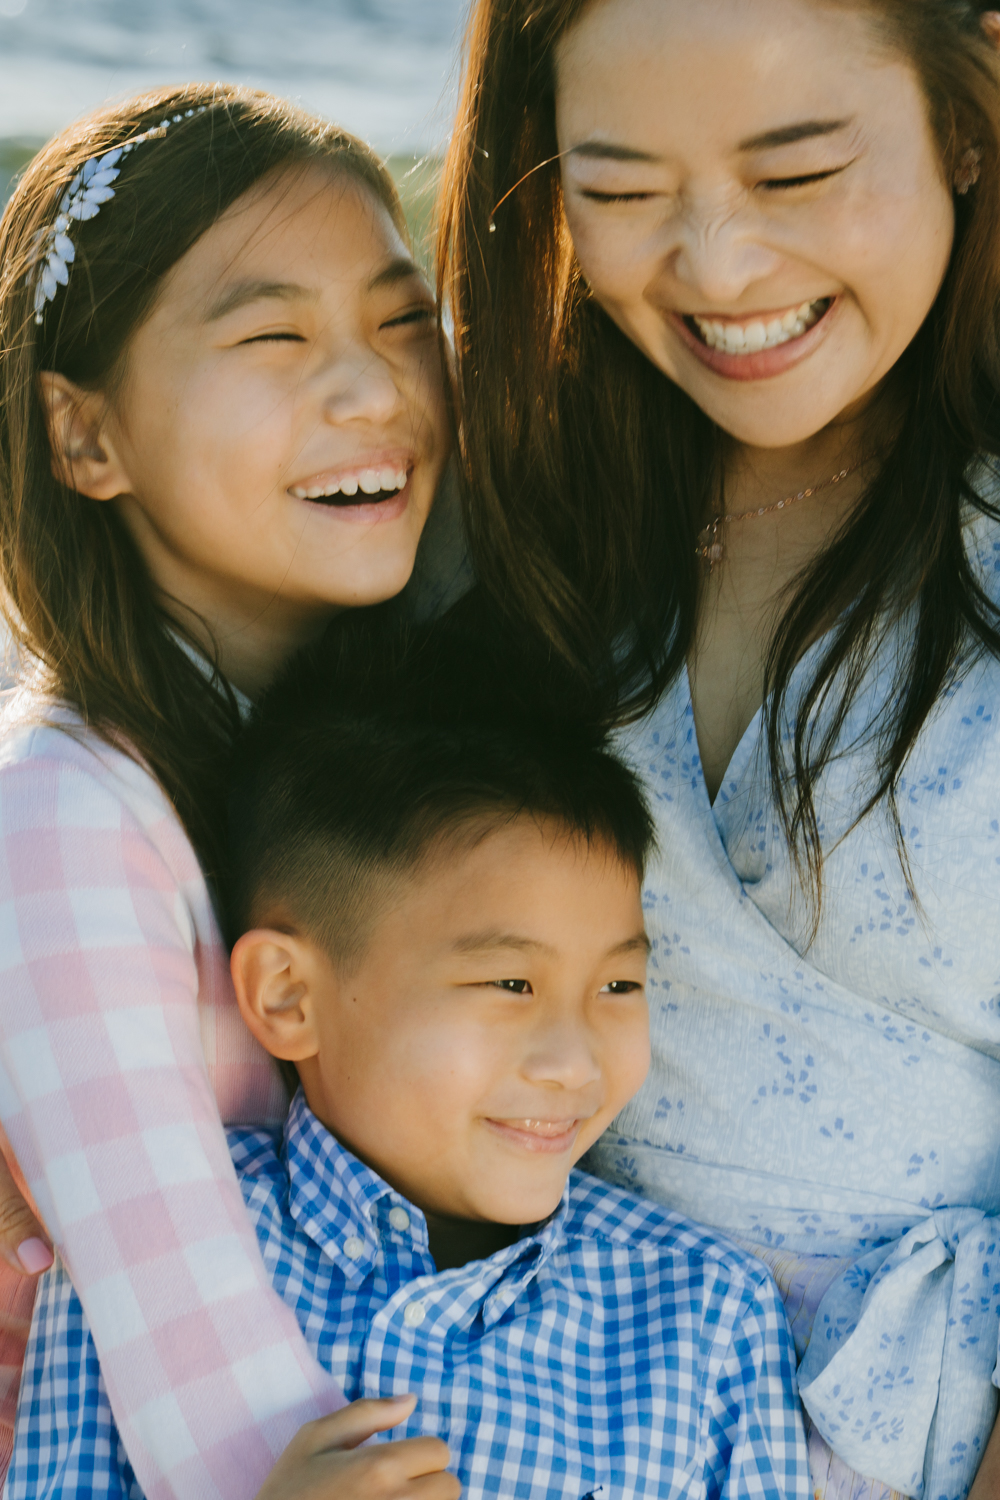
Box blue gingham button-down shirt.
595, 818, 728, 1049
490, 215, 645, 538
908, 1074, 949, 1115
7, 1090, 809, 1500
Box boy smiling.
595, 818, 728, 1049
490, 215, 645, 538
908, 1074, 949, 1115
9, 615, 809, 1499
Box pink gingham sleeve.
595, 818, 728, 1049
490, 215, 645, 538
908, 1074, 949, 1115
0, 715, 345, 1500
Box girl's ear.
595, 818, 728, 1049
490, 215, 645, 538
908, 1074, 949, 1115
36, 371, 132, 501
230, 929, 324, 1063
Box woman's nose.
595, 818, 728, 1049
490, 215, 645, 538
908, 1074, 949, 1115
321, 346, 403, 426
662, 193, 784, 307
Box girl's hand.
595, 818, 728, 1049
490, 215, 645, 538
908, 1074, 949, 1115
0, 1148, 52, 1277
255, 1395, 461, 1500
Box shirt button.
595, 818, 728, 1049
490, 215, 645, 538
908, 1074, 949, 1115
343, 1236, 365, 1260
388, 1207, 411, 1232
403, 1299, 425, 1327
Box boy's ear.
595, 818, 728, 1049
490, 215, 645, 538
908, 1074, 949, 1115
36, 371, 132, 501
230, 929, 324, 1062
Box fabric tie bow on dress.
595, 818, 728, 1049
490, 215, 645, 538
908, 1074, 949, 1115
799, 1208, 1000, 1500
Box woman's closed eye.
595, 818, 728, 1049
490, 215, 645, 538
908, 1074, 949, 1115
579, 189, 656, 204
758, 162, 854, 192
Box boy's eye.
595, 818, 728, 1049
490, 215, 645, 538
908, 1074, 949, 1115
600, 980, 642, 995
493, 979, 532, 994
239, 332, 306, 344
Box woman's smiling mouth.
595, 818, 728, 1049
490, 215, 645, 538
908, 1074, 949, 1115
671, 296, 839, 382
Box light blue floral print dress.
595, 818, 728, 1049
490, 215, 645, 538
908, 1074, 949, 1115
585, 508, 1000, 1500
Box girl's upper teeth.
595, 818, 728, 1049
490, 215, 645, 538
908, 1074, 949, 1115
291, 466, 409, 500
694, 300, 827, 354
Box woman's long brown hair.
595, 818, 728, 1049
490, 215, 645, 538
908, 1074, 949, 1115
0, 83, 407, 881
438, 0, 1000, 907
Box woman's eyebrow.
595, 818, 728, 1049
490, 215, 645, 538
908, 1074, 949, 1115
203, 279, 316, 322
568, 142, 660, 163
738, 118, 854, 152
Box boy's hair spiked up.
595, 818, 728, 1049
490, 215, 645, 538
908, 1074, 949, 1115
227, 601, 656, 968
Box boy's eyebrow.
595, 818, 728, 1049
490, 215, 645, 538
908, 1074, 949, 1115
452, 930, 557, 956
738, 118, 853, 152
451, 929, 651, 958
203, 279, 317, 322
606, 932, 652, 958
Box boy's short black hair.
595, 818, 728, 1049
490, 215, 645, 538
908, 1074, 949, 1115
226, 601, 655, 967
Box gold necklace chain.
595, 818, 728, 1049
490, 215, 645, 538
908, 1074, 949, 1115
695, 462, 861, 573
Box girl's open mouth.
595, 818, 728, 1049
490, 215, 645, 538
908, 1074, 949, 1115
289, 463, 411, 509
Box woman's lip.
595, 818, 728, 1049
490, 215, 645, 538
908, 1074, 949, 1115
296, 471, 412, 525
669, 296, 840, 382
483, 1118, 583, 1154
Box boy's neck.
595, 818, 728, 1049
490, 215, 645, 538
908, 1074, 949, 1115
422, 1210, 523, 1272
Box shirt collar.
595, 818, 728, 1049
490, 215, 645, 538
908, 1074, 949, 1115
281, 1089, 571, 1308
168, 630, 254, 724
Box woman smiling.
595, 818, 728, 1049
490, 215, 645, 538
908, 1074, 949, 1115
441, 1, 1000, 1495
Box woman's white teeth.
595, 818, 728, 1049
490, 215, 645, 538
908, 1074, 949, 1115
291, 467, 409, 501
694, 300, 827, 354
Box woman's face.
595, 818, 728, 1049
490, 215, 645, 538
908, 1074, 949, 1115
555, 0, 955, 449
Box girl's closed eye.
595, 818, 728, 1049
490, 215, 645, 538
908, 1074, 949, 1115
382, 302, 435, 328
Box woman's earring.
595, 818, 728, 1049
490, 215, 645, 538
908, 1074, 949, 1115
982, 11, 1000, 49
955, 146, 983, 196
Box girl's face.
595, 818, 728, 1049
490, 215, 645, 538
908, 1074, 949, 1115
78, 164, 448, 659
554, 0, 955, 450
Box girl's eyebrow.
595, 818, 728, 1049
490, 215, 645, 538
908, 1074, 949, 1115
204, 279, 316, 322
367, 255, 426, 292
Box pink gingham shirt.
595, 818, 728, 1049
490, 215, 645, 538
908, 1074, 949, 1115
0, 693, 344, 1500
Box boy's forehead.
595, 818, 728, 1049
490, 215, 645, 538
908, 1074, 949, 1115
395, 815, 647, 958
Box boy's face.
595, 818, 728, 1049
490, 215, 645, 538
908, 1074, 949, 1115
236, 817, 650, 1228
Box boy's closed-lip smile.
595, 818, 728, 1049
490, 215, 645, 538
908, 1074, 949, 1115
484, 1116, 587, 1153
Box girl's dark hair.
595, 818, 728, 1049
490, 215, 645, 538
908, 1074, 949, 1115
0, 82, 406, 879
438, 0, 1000, 907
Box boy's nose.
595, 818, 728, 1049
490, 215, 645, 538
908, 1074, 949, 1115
521, 1018, 602, 1091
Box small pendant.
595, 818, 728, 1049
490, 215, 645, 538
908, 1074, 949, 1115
695, 519, 724, 573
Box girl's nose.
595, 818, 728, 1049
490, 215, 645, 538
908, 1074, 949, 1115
322, 347, 403, 426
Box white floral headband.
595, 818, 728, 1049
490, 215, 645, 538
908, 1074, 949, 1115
31, 104, 209, 326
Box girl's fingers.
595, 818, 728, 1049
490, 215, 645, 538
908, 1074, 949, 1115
411, 1469, 463, 1499
306, 1394, 419, 1452
0, 1150, 51, 1277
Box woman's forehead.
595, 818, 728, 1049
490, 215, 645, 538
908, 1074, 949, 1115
554, 0, 916, 155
